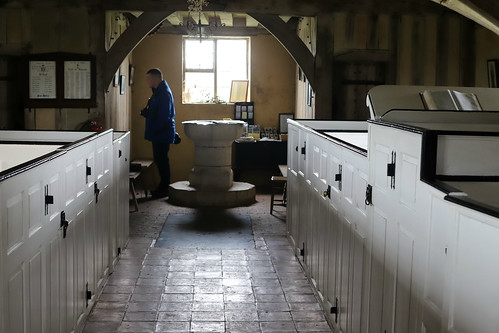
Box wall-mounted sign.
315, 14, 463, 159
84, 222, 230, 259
29, 61, 56, 99
25, 53, 97, 108
64, 60, 91, 99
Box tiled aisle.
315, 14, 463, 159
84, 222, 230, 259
82, 195, 333, 333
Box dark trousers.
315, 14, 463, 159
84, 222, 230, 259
152, 142, 171, 191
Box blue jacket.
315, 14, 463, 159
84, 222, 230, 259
143, 80, 176, 143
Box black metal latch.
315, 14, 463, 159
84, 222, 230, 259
331, 297, 339, 323
335, 165, 343, 191
86, 159, 92, 184
60, 211, 69, 239
94, 183, 101, 203
387, 151, 396, 189
365, 184, 373, 206
86, 282, 92, 306
323, 185, 331, 199
44, 184, 54, 216
301, 141, 306, 156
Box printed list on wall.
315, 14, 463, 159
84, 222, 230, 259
29, 61, 57, 99
64, 61, 91, 100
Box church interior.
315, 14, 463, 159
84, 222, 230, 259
1, 0, 499, 332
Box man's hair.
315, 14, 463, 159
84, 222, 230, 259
147, 68, 163, 80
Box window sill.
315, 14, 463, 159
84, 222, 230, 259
182, 102, 234, 106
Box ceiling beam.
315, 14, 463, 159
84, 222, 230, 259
248, 13, 316, 89
101, 0, 444, 16
246, 15, 260, 27
279, 15, 293, 23
198, 12, 210, 25
431, 0, 499, 35
158, 25, 269, 36
4, 0, 497, 23
166, 12, 183, 26
219, 12, 233, 27
105, 11, 172, 87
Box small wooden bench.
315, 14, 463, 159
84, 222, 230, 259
270, 165, 288, 214
129, 160, 153, 212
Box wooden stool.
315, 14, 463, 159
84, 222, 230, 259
131, 159, 154, 197
129, 171, 141, 212
270, 176, 287, 214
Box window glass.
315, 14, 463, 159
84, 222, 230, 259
184, 39, 215, 70
183, 37, 249, 104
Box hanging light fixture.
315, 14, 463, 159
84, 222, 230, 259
185, 0, 224, 41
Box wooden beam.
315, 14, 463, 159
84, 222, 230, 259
166, 12, 183, 26
105, 11, 172, 87
232, 16, 246, 27
100, 0, 445, 16
279, 15, 292, 23
248, 13, 316, 89
198, 12, 210, 25
158, 25, 269, 36
219, 12, 233, 27
246, 15, 259, 27
3, 0, 487, 18
431, 0, 499, 35
314, 13, 334, 119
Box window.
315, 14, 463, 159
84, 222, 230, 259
183, 37, 249, 104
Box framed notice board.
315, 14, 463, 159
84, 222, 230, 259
234, 102, 255, 125
25, 53, 97, 108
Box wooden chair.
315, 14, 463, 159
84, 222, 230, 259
270, 176, 287, 214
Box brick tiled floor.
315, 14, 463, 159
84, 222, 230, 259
82, 194, 333, 333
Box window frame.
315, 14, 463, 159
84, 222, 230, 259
182, 36, 250, 104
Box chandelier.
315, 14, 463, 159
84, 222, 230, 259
187, 0, 208, 12
185, 0, 224, 41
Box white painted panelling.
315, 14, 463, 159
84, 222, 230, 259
373, 143, 392, 191
28, 250, 43, 333
7, 193, 23, 253
288, 119, 499, 333
425, 196, 452, 311
394, 227, 415, 333
0, 130, 89, 142
449, 213, 499, 333
28, 183, 42, 237
8, 269, 24, 333
436, 135, 499, 176
0, 129, 129, 333
288, 120, 371, 333
48, 234, 60, 333
400, 153, 418, 209
324, 132, 369, 151
0, 144, 61, 172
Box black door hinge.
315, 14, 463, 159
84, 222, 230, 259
118, 150, 122, 158
323, 185, 331, 199
301, 141, 306, 156
365, 184, 373, 206
300, 243, 305, 257
331, 297, 339, 323
335, 165, 343, 191
44, 184, 54, 216
60, 211, 69, 239
94, 183, 101, 203
387, 151, 396, 189
86, 159, 92, 184
86, 282, 92, 307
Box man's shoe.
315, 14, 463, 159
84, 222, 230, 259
151, 188, 169, 199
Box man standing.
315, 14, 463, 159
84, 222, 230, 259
141, 68, 176, 198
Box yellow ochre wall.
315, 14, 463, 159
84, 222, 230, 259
131, 33, 296, 184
